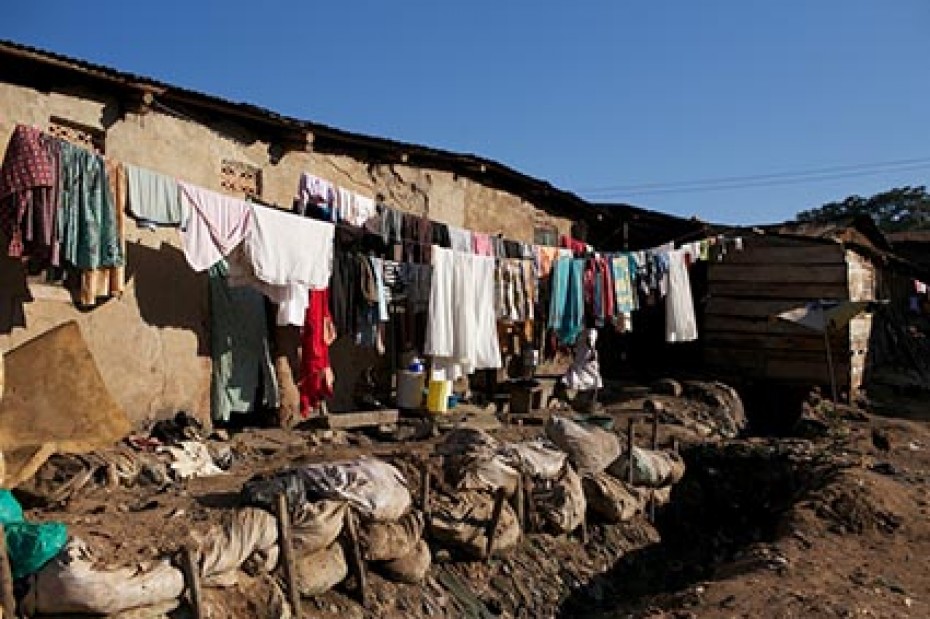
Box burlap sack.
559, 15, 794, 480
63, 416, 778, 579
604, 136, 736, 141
545, 416, 620, 474
361, 510, 424, 561
429, 492, 521, 559
581, 472, 643, 523
379, 538, 431, 584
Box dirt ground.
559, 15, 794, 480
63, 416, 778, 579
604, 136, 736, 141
16, 387, 930, 618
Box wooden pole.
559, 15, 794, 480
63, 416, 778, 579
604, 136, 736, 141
523, 475, 535, 534
627, 418, 636, 485
274, 494, 302, 617
343, 506, 368, 607
649, 403, 660, 522
421, 462, 432, 520
0, 525, 15, 619
823, 326, 839, 407
513, 475, 525, 532
485, 487, 508, 563
180, 547, 204, 619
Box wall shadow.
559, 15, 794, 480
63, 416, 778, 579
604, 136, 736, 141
126, 240, 209, 355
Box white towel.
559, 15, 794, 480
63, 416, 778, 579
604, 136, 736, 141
179, 182, 252, 272
244, 205, 334, 289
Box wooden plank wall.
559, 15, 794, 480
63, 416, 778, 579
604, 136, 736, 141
705, 236, 852, 389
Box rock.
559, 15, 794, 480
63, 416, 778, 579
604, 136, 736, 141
871, 428, 892, 452
651, 378, 683, 397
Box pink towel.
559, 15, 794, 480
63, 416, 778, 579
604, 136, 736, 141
179, 182, 253, 271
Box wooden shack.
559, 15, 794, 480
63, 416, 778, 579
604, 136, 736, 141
703, 216, 914, 400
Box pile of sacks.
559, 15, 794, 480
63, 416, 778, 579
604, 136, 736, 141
24, 456, 422, 615
19, 416, 687, 616
430, 415, 686, 553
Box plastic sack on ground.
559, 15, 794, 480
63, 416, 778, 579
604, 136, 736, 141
531, 464, 586, 535
193, 507, 278, 587
300, 457, 411, 522
499, 439, 567, 480
429, 491, 520, 560
25, 536, 184, 616
607, 446, 686, 488
296, 542, 348, 597
435, 428, 500, 457
362, 510, 424, 561
292, 499, 347, 554
0, 489, 67, 578
545, 416, 620, 474
451, 451, 521, 498
379, 538, 431, 584
157, 440, 224, 480
582, 472, 644, 523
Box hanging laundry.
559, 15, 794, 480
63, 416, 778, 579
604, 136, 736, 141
560, 235, 587, 256
665, 249, 698, 343
0, 125, 59, 264
79, 159, 127, 306
535, 245, 560, 278
208, 260, 279, 423
244, 204, 334, 289
299, 288, 336, 416
610, 254, 635, 314
425, 245, 455, 359
472, 232, 494, 256
433, 252, 501, 380
448, 226, 473, 253
296, 173, 336, 211
179, 182, 253, 271
330, 250, 360, 336
57, 140, 123, 271
491, 236, 505, 258
548, 257, 585, 345
337, 191, 375, 227
125, 164, 186, 226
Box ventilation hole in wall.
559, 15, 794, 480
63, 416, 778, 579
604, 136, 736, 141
220, 159, 262, 198
48, 117, 106, 154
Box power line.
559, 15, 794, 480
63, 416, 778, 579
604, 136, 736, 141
579, 156, 930, 196
580, 161, 930, 198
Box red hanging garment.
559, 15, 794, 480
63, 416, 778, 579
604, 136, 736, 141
299, 288, 335, 416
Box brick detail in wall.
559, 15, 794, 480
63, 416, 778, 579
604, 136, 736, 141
220, 159, 262, 198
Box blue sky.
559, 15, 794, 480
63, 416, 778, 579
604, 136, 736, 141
4, 1, 929, 224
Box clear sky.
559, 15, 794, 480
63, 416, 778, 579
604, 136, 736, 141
3, 1, 928, 225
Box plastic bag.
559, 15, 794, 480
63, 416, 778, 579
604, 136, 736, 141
607, 447, 685, 488
25, 537, 184, 615
545, 416, 620, 474
0, 489, 67, 578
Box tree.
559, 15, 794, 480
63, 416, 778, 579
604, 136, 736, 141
796, 186, 930, 232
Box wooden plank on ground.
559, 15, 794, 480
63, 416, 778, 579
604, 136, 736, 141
315, 410, 399, 430
709, 263, 848, 284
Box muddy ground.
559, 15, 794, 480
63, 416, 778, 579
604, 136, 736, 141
17, 387, 930, 618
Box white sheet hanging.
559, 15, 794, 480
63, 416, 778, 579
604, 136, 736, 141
244, 204, 334, 289
427, 249, 501, 380
178, 183, 253, 272
665, 249, 698, 343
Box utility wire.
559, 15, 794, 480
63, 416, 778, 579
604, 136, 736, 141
581, 161, 930, 198
579, 156, 930, 196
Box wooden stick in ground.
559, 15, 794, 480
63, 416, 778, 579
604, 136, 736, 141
274, 494, 302, 617
627, 418, 636, 485
485, 487, 508, 564
0, 524, 15, 619
523, 475, 535, 534
180, 547, 204, 619
421, 462, 432, 520
343, 506, 368, 607
648, 401, 661, 522
514, 475, 525, 532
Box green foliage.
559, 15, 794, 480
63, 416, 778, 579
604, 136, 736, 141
796, 186, 930, 232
